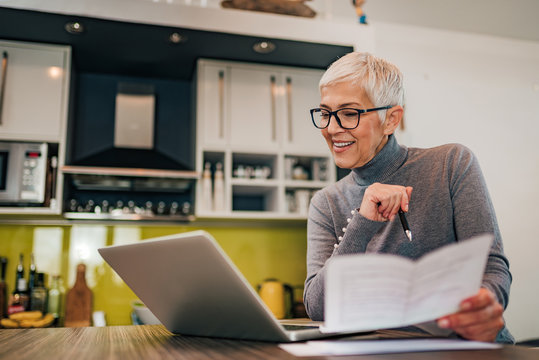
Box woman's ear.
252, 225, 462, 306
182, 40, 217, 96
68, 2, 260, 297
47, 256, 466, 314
383, 106, 404, 135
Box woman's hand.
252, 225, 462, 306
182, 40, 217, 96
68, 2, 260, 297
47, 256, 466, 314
437, 288, 505, 342
359, 183, 413, 222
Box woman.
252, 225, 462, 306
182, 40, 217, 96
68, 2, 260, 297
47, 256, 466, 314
303, 52, 513, 343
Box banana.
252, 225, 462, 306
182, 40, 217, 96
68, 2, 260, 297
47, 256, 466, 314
9, 310, 43, 321
3, 312, 56, 328
31, 313, 55, 328
1, 318, 20, 328
19, 319, 35, 328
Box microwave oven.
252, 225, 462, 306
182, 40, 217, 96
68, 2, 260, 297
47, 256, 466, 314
0, 141, 54, 206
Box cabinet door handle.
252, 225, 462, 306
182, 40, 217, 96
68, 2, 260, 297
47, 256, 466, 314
286, 77, 293, 142
270, 75, 277, 142
218, 70, 225, 139
0, 51, 8, 126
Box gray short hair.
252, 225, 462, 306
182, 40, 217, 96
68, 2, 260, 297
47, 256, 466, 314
319, 52, 405, 122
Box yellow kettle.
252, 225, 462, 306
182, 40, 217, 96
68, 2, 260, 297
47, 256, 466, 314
257, 278, 294, 319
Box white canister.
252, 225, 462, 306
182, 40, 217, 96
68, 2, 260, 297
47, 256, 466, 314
295, 190, 311, 216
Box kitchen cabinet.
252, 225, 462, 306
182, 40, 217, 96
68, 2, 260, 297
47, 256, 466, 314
228, 66, 281, 150
0, 40, 70, 143
197, 63, 228, 148
280, 70, 328, 154
197, 63, 281, 150
197, 59, 326, 153
196, 59, 335, 219
0, 40, 70, 215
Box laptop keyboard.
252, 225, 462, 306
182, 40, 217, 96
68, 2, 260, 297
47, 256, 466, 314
283, 324, 319, 331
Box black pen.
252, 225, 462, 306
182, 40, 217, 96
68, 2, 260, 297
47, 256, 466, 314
398, 209, 412, 241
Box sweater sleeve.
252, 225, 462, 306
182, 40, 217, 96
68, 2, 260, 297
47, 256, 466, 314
447, 145, 512, 310
303, 189, 385, 321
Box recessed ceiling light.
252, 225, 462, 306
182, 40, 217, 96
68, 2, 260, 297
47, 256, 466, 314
253, 41, 276, 54
65, 22, 84, 34
169, 32, 186, 44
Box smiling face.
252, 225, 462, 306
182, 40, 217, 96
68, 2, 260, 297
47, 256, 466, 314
320, 81, 401, 169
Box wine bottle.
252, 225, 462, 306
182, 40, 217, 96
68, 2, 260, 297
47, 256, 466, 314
30, 272, 48, 313
7, 254, 29, 315
28, 254, 36, 309
0, 257, 7, 318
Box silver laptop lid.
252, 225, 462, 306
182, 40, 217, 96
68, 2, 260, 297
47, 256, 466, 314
99, 230, 301, 342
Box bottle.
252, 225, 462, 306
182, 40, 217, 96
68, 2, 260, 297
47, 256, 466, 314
201, 162, 213, 212
30, 272, 48, 313
7, 254, 29, 315
28, 254, 36, 309
0, 257, 7, 318
47, 275, 64, 326
15, 254, 24, 288
213, 162, 225, 212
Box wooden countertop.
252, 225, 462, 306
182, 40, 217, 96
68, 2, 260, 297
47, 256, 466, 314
0, 325, 536, 360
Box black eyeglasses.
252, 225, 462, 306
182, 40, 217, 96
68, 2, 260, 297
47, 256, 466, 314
310, 106, 393, 130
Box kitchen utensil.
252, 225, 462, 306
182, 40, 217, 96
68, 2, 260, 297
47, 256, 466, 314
64, 263, 92, 327
257, 279, 294, 319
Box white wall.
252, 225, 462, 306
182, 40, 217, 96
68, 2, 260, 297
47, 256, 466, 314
371, 22, 539, 341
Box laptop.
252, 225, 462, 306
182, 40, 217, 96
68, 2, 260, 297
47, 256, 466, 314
98, 230, 338, 342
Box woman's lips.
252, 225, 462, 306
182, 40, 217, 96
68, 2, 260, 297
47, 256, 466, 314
333, 140, 355, 153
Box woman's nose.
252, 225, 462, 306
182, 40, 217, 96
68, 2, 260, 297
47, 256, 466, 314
326, 114, 344, 134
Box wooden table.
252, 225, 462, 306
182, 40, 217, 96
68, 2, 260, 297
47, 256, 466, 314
0, 325, 536, 359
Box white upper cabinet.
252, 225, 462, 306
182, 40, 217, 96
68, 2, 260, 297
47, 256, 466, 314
280, 69, 327, 155
228, 66, 282, 151
197, 60, 328, 153
0, 40, 70, 142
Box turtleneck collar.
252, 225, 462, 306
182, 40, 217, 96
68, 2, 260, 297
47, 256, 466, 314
351, 135, 408, 186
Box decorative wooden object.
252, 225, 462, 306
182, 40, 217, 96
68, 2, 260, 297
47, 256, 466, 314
64, 263, 92, 327
221, 0, 316, 18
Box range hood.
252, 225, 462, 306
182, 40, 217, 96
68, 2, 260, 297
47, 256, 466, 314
68, 73, 195, 171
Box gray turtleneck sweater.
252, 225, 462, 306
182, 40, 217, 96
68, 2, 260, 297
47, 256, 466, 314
304, 135, 514, 343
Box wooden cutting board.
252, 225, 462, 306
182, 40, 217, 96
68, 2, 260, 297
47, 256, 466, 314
64, 264, 92, 327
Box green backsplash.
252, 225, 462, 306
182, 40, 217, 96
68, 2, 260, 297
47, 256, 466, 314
0, 222, 308, 325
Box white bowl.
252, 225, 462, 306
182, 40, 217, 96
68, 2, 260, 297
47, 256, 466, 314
132, 301, 161, 325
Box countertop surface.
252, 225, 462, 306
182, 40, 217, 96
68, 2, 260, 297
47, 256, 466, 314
0, 324, 537, 360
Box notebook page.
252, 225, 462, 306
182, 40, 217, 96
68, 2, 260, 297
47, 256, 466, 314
323, 254, 412, 332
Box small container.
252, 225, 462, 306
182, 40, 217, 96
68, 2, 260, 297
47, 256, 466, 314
213, 162, 225, 212
201, 162, 213, 212
132, 301, 161, 325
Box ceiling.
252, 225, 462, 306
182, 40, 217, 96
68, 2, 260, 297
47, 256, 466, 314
362, 0, 539, 43
0, 0, 537, 82
0, 7, 352, 80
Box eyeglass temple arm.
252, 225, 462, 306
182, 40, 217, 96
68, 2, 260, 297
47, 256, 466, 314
367, 105, 393, 112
